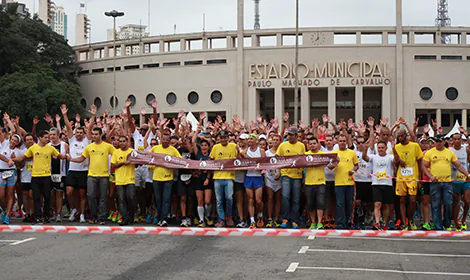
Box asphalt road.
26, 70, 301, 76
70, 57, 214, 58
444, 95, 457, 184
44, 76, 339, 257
1, 225, 470, 280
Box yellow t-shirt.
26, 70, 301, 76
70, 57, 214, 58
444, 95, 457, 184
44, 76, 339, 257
333, 149, 358, 186
209, 143, 238, 180
149, 145, 181, 181
394, 142, 423, 180
305, 150, 326, 185
24, 144, 59, 177
82, 142, 116, 177
276, 141, 306, 179
423, 147, 458, 182
110, 148, 135, 186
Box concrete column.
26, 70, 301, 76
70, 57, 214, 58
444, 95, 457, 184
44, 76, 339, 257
139, 42, 144, 54
436, 108, 442, 128
159, 40, 164, 52
251, 34, 259, 47
104, 47, 109, 58
355, 86, 363, 122
226, 36, 232, 48
236, 0, 245, 118
382, 32, 389, 44
301, 87, 310, 123
203, 112, 208, 127
395, 0, 403, 121
382, 86, 391, 120
276, 33, 282, 46
328, 86, 336, 124
463, 109, 467, 128
248, 87, 258, 121
356, 32, 361, 44
203, 37, 208, 49
462, 32, 467, 45
75, 50, 80, 62
435, 32, 441, 45
409, 31, 415, 44
180, 39, 185, 51
274, 87, 283, 122
120, 44, 126, 56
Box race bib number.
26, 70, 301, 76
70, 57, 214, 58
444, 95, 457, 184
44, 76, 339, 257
138, 146, 145, 152
400, 167, 413, 177
359, 163, 367, 170
51, 174, 62, 183
148, 166, 155, 172
456, 172, 467, 181
1, 170, 14, 180
26, 162, 33, 172
376, 171, 388, 181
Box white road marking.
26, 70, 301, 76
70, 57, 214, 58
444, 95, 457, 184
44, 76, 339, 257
313, 236, 470, 243
304, 248, 470, 258
285, 262, 299, 272
292, 266, 470, 276
10, 237, 36, 246
308, 235, 315, 240
0, 240, 19, 243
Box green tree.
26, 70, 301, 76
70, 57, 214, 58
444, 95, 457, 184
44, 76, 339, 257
0, 4, 83, 129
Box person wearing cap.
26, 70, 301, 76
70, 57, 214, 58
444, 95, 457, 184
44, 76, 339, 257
423, 134, 470, 230
449, 131, 470, 231
209, 130, 239, 228
240, 134, 266, 229
276, 126, 306, 229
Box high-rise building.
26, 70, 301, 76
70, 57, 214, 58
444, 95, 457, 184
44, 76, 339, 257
52, 6, 67, 40
2, 0, 29, 16
38, 0, 67, 40
75, 13, 90, 46
106, 24, 149, 55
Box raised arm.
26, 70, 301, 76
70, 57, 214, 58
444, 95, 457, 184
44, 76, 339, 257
86, 105, 97, 140
61, 104, 73, 139
125, 98, 136, 134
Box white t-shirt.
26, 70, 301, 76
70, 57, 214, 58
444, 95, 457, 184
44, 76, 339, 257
69, 136, 90, 171
374, 141, 393, 155
321, 146, 336, 182
368, 154, 394, 186
17, 148, 32, 183
132, 129, 155, 152
0, 140, 20, 170
354, 148, 374, 182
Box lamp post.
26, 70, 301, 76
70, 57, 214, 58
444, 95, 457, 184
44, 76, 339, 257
105, 10, 125, 117
293, 0, 299, 124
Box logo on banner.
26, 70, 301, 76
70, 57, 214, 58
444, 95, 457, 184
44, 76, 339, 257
164, 156, 172, 162
306, 155, 314, 163
270, 157, 278, 164
234, 159, 242, 167
200, 161, 207, 167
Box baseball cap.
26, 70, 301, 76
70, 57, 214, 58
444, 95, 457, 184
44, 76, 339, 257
239, 133, 249, 140
259, 134, 267, 140
287, 127, 298, 135
319, 133, 326, 143
435, 135, 444, 142
249, 134, 258, 139
218, 130, 229, 137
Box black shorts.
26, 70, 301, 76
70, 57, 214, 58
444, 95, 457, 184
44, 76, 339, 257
306, 184, 326, 210
372, 185, 394, 204
356, 182, 372, 203
67, 171, 88, 189
192, 177, 214, 191
326, 181, 336, 201
234, 182, 244, 193
419, 182, 430, 196
176, 179, 195, 197
21, 182, 32, 191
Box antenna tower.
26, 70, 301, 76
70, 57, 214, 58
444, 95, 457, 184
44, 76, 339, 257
254, 0, 260, 30
435, 0, 451, 44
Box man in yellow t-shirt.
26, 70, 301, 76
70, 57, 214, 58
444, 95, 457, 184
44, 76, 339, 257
111, 135, 136, 226
332, 134, 358, 229
69, 127, 116, 224
276, 126, 306, 229
393, 128, 423, 230
305, 138, 337, 230
209, 130, 238, 228
422, 135, 470, 230
149, 133, 181, 227
13, 130, 67, 224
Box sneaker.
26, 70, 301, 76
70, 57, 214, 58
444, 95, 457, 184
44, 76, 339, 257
273, 220, 281, 228
198, 220, 206, 227
462, 221, 467, 230
88, 218, 97, 224
395, 219, 402, 229
266, 219, 273, 228
206, 217, 215, 227
409, 221, 418, 230
256, 217, 264, 228
99, 219, 106, 225
145, 213, 152, 224
119, 219, 129, 226
421, 222, 432, 231
3, 215, 10, 225
388, 220, 395, 230
16, 209, 24, 218
402, 224, 409, 231
324, 220, 331, 229
249, 222, 256, 229
69, 209, 78, 222
133, 217, 139, 224
153, 216, 159, 225
373, 223, 381, 230
107, 211, 114, 221
226, 216, 235, 227
80, 214, 86, 223
180, 218, 190, 227
111, 212, 118, 222
138, 215, 144, 223
22, 215, 32, 223
309, 222, 317, 229
445, 227, 452, 231
159, 220, 168, 227
56, 214, 62, 223
455, 221, 462, 232
193, 217, 199, 226
280, 219, 289, 228
34, 217, 43, 225
117, 215, 122, 223
216, 221, 225, 228
317, 222, 324, 229
236, 220, 247, 228
292, 222, 299, 229
1, 212, 5, 223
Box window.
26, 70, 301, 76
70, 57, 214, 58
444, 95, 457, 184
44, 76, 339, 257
146, 93, 155, 106
446, 87, 458, 101
442, 114, 451, 127
110, 96, 119, 108
207, 59, 227, 65
124, 65, 139, 70
92, 68, 104, 73
184, 60, 203, 66
143, 63, 159, 68
163, 62, 180, 67
166, 92, 177, 105
188, 91, 199, 105
414, 55, 437, 60
128, 94, 136, 107
419, 87, 433, 101
94, 97, 102, 109
80, 99, 87, 108
107, 66, 121, 71
79, 70, 89, 75
441, 55, 462, 60
211, 90, 223, 104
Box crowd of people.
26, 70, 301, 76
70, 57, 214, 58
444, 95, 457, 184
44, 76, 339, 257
0, 99, 469, 231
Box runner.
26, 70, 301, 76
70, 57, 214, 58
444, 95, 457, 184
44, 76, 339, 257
17, 134, 35, 223
234, 133, 248, 228
264, 134, 282, 228
321, 134, 337, 228
48, 127, 69, 223
353, 135, 374, 229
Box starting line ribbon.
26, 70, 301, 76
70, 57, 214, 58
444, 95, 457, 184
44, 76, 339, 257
354, 171, 469, 184
128, 151, 337, 171
0, 225, 469, 237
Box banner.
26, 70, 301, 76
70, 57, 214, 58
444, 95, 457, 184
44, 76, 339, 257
128, 150, 337, 171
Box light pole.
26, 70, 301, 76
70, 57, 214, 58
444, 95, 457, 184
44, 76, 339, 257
105, 10, 125, 117
293, 0, 299, 124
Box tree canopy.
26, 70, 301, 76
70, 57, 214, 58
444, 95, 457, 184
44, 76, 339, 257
0, 4, 83, 129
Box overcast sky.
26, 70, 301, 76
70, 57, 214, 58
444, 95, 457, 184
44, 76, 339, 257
21, 0, 470, 46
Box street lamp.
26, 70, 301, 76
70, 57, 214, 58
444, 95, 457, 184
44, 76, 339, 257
105, 10, 125, 117
293, 0, 299, 124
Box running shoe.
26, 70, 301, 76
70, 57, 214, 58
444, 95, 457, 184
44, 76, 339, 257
388, 220, 395, 230
206, 217, 215, 227
280, 219, 289, 228
153, 216, 159, 225
145, 213, 152, 223
236, 220, 247, 228
292, 222, 299, 229
226, 216, 235, 227
107, 211, 114, 221
43, 217, 50, 224
445, 227, 452, 231
324, 220, 331, 229
198, 220, 206, 228
22, 215, 32, 223
133, 217, 139, 224
273, 220, 281, 228
462, 222, 467, 230
80, 214, 86, 223
111, 212, 119, 222
316, 222, 324, 229
118, 219, 129, 226
99, 219, 106, 225
193, 217, 199, 226
1, 212, 5, 223
16, 209, 24, 219
249, 222, 256, 229
180, 218, 190, 227
352, 223, 361, 230
117, 215, 122, 224
402, 224, 409, 231
56, 214, 62, 223
266, 219, 273, 228
256, 217, 264, 228
138, 215, 145, 223
409, 221, 418, 230
69, 209, 78, 222
3, 215, 10, 225
395, 219, 402, 230
421, 222, 431, 231
34, 217, 43, 225
382, 224, 389, 231
372, 223, 381, 230
216, 221, 225, 228
309, 222, 317, 230
88, 218, 97, 224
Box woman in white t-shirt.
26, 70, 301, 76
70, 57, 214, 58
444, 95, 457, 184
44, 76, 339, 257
0, 134, 22, 225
